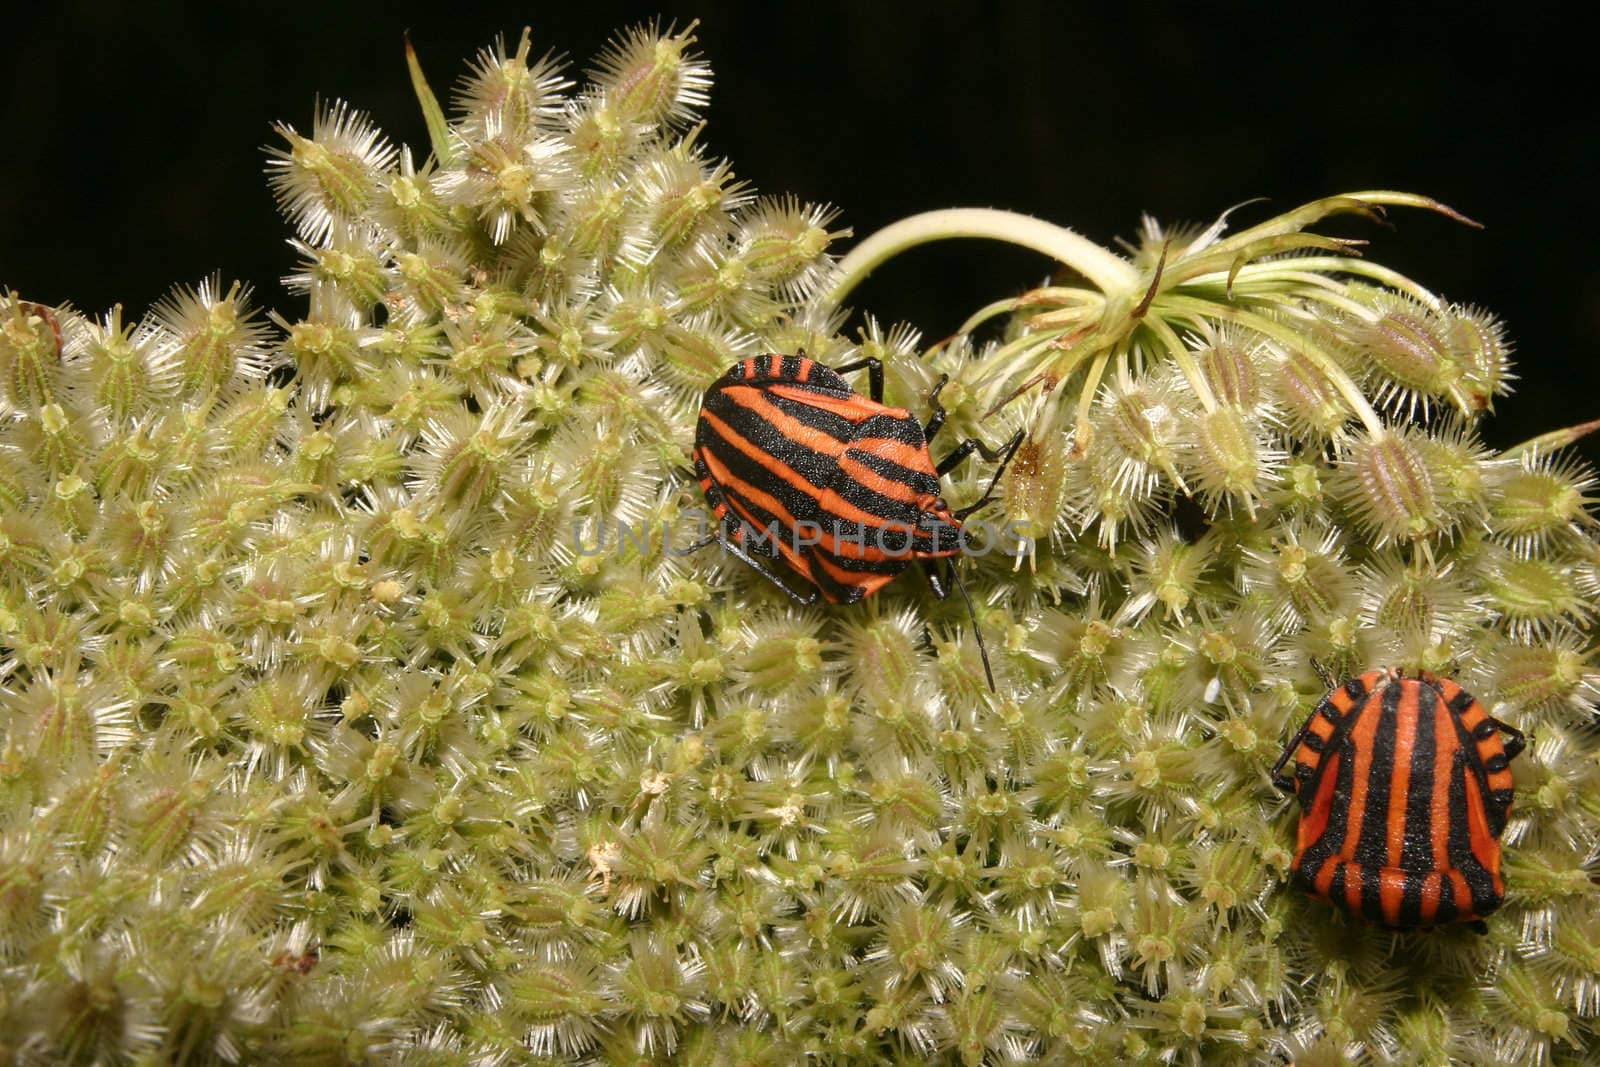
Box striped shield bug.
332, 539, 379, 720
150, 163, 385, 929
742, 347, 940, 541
1272, 663, 1526, 929
691, 352, 1023, 690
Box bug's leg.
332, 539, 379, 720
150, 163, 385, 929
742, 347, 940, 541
921, 558, 995, 691
936, 436, 997, 477
955, 564, 996, 692
1468, 920, 1490, 936
670, 488, 723, 556
1310, 657, 1337, 690
923, 374, 950, 440
1491, 717, 1528, 761
947, 430, 1027, 520
1270, 713, 1317, 793
717, 533, 819, 606
919, 557, 950, 600
828, 357, 884, 404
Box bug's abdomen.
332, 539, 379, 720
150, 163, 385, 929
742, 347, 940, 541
1289, 673, 1510, 926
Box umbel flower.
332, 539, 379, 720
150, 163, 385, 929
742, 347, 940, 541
2, 21, 1598, 1066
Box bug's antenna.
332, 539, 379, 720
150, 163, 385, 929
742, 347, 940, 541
950, 563, 996, 692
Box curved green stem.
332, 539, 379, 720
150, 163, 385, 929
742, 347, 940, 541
825, 208, 1141, 309
1144, 315, 1217, 413
1230, 257, 1443, 310
1072, 348, 1113, 450
1211, 271, 1381, 321
956, 296, 1030, 337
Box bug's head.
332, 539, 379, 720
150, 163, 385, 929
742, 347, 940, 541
914, 497, 964, 558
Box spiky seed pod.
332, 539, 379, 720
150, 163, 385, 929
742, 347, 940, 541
1183, 405, 1280, 517
1186, 609, 1275, 707
370, 147, 450, 242
1126, 528, 1213, 624
1335, 428, 1446, 545
1348, 294, 1466, 417
733, 196, 844, 304
1070, 861, 1130, 943
276, 310, 368, 411
454, 28, 571, 142
671, 244, 787, 327
1490, 450, 1598, 558
283, 223, 394, 308
865, 899, 965, 1003
1447, 303, 1515, 412
729, 609, 828, 693
1067, 443, 1166, 551
14, 398, 96, 483
0, 294, 67, 412
634, 141, 749, 250
1479, 960, 1579, 1066
506, 955, 610, 1057
1123, 876, 1208, 994
54, 472, 110, 545
1418, 418, 1494, 529
601, 282, 677, 360
1100, 367, 1189, 494
13, 672, 133, 768
267, 100, 398, 245
1388, 999, 1471, 1066
835, 605, 936, 716
1271, 346, 1350, 441
564, 90, 649, 182
1096, 723, 1207, 827
409, 403, 527, 516
392, 238, 467, 316
1027, 604, 1127, 707
855, 316, 922, 380
563, 180, 633, 264
1001, 429, 1072, 562
1526, 898, 1600, 1017
151, 276, 273, 398
1481, 548, 1597, 639
1359, 555, 1478, 667
0, 444, 33, 509
79, 304, 178, 424
1276, 457, 1326, 513
439, 313, 540, 400
45, 754, 124, 853
1239, 521, 1354, 629
1186, 840, 1266, 919
1491, 636, 1598, 722
439, 131, 574, 245
1198, 328, 1264, 409
590, 21, 711, 130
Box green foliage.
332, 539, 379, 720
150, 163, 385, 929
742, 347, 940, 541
2, 20, 1598, 1066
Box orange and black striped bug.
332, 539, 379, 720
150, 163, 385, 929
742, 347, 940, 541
691, 353, 1023, 690
1272, 663, 1526, 930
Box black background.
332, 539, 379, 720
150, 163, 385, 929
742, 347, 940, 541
3, 3, 1595, 464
